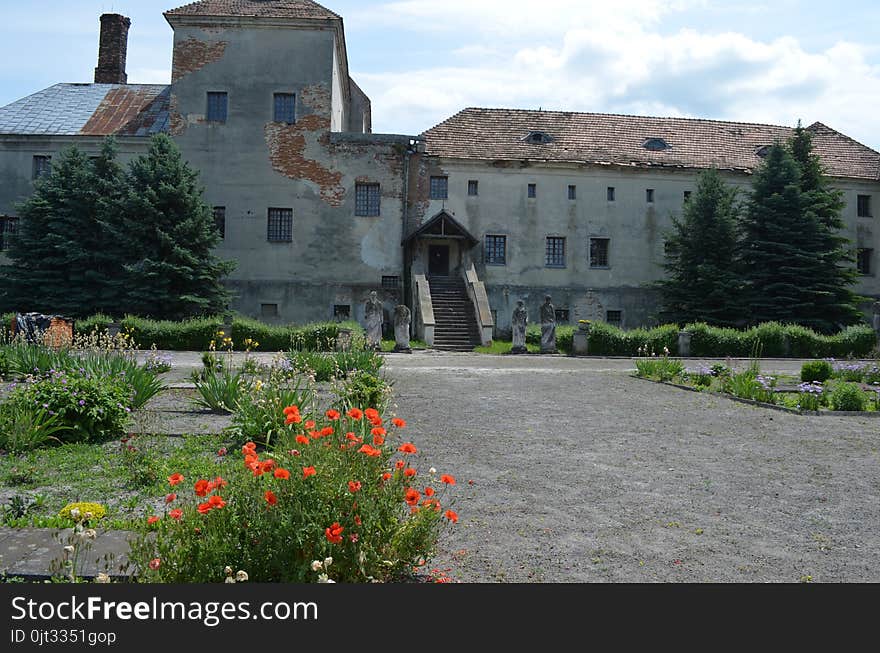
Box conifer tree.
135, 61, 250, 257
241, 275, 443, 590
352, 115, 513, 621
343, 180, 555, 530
120, 134, 234, 319
658, 168, 743, 326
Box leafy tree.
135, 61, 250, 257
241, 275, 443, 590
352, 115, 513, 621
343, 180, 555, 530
658, 168, 743, 326
120, 134, 234, 319
738, 141, 825, 327
788, 124, 863, 330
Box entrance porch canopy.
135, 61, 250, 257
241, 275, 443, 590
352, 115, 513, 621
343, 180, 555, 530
402, 210, 479, 247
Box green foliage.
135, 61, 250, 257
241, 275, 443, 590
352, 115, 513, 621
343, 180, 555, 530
0, 402, 70, 453
75, 314, 115, 335
288, 350, 383, 382
634, 357, 685, 382
231, 317, 365, 352
333, 371, 393, 413
0, 347, 8, 378
685, 322, 875, 359
801, 360, 833, 383
121, 315, 224, 350
3, 371, 131, 443
229, 372, 316, 448
829, 382, 867, 411
525, 325, 576, 353
658, 168, 743, 326
192, 368, 244, 413
722, 370, 776, 404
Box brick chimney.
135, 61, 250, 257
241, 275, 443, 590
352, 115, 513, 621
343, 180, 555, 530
94, 14, 131, 84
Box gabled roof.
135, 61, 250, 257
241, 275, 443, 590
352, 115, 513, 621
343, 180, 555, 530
165, 0, 340, 20
422, 108, 880, 181
0, 84, 170, 137
402, 210, 478, 246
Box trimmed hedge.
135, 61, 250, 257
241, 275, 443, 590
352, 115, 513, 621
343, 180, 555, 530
231, 317, 365, 352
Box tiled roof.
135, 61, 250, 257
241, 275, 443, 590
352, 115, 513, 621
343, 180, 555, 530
0, 84, 170, 137
165, 0, 340, 20
422, 108, 880, 181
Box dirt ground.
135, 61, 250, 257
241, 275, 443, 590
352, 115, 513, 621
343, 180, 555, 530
381, 353, 880, 582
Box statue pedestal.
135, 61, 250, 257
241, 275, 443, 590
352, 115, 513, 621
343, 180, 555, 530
572, 324, 590, 356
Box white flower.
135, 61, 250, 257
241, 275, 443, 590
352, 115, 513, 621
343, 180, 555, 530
429, 467, 437, 475
310, 560, 323, 572
63, 545, 75, 554
94, 572, 111, 584
84, 512, 94, 520
323, 557, 333, 568
224, 577, 236, 583
85, 529, 97, 540
317, 574, 335, 583
224, 566, 233, 576
235, 570, 249, 582
70, 508, 81, 521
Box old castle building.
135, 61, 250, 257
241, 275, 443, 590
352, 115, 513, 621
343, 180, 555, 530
1, 0, 879, 348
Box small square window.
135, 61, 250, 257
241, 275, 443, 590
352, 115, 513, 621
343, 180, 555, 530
528, 183, 537, 198
0, 216, 19, 251
606, 310, 622, 326
429, 176, 448, 200
683, 190, 692, 202
545, 236, 565, 268
646, 189, 655, 203
267, 208, 293, 242
857, 195, 872, 218
484, 234, 506, 265
261, 303, 279, 318
857, 248, 873, 275
568, 185, 577, 200
333, 304, 351, 321
355, 183, 381, 217
381, 275, 400, 289
206, 92, 228, 122
554, 308, 570, 323
213, 206, 225, 239
273, 93, 295, 124
32, 155, 51, 180
590, 237, 610, 268
607, 187, 615, 202
468, 180, 479, 196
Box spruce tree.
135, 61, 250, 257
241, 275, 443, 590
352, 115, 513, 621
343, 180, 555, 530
121, 134, 234, 319
658, 168, 743, 326
739, 141, 824, 327
788, 125, 863, 331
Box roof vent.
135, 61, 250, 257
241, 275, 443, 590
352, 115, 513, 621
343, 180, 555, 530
755, 145, 771, 158
522, 131, 553, 145
643, 138, 669, 151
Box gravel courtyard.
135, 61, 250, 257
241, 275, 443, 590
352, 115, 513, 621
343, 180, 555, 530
383, 353, 880, 582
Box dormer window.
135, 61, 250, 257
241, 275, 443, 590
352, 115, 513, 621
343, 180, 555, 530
755, 145, 771, 158
522, 131, 553, 145
643, 138, 669, 152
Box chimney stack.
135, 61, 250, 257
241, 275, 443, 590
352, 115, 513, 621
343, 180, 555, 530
94, 14, 130, 84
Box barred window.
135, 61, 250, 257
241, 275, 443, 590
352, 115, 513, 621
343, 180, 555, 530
267, 208, 293, 242
213, 206, 226, 239
468, 180, 479, 196
568, 185, 576, 200
555, 308, 570, 323
0, 216, 19, 251
606, 310, 622, 326
528, 183, 537, 198
206, 92, 228, 122
857, 195, 872, 218
355, 183, 381, 216
274, 93, 295, 124
484, 234, 506, 265
545, 236, 565, 268
646, 189, 655, 203
590, 237, 610, 268
607, 187, 615, 201
333, 304, 351, 321
33, 155, 51, 180
381, 275, 399, 289
261, 303, 279, 318
683, 190, 692, 202
857, 248, 873, 275
430, 176, 448, 199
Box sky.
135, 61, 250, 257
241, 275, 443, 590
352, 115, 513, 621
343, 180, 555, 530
1, 0, 878, 150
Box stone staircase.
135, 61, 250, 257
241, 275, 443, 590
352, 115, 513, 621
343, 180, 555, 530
428, 276, 482, 351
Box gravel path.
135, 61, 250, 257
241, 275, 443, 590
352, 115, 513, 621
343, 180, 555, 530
383, 352, 880, 582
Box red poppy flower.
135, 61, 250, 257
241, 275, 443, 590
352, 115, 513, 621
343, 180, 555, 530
296, 434, 310, 446
197, 502, 212, 515
213, 476, 228, 488
283, 405, 300, 416
194, 479, 212, 497
265, 490, 278, 506
382, 472, 392, 481
147, 516, 160, 525
404, 468, 416, 478
395, 460, 405, 470
285, 414, 302, 425
424, 487, 435, 497
169, 509, 183, 520
274, 468, 291, 480
304, 420, 316, 430
440, 474, 456, 485
354, 515, 362, 526
319, 426, 334, 437
392, 418, 406, 428
217, 447, 227, 457
348, 480, 362, 493
244, 442, 257, 452
326, 409, 340, 420
260, 460, 275, 473
405, 488, 421, 506
345, 432, 362, 443
371, 426, 386, 437
372, 434, 385, 446
165, 493, 177, 504
369, 417, 383, 427
208, 495, 226, 509
324, 522, 344, 544
302, 466, 317, 479
149, 558, 161, 571
347, 408, 363, 420
398, 443, 417, 454
364, 408, 380, 421
357, 444, 381, 457
168, 473, 184, 486
445, 510, 459, 523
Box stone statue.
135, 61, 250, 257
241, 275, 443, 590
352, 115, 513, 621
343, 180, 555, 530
511, 300, 528, 354
364, 291, 383, 351
393, 304, 412, 353
540, 295, 557, 354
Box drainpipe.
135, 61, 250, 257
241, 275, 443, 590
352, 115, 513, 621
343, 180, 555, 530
401, 139, 416, 330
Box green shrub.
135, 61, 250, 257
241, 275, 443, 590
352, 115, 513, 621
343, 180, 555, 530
334, 371, 393, 412
4, 370, 130, 443
229, 372, 316, 448
0, 347, 8, 378
288, 350, 383, 382
722, 370, 776, 404
120, 315, 224, 350
192, 368, 243, 413
75, 314, 115, 336
801, 360, 833, 383
829, 382, 867, 412
0, 402, 70, 453
634, 357, 685, 381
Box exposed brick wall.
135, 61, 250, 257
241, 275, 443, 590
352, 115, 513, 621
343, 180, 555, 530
172, 37, 228, 82
94, 14, 130, 84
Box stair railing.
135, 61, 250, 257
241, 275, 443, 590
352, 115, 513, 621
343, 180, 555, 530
413, 273, 435, 346
463, 264, 494, 346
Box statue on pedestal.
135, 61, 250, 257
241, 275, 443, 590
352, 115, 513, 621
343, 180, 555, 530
511, 300, 528, 354
393, 304, 412, 353
364, 291, 383, 351
540, 295, 557, 354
